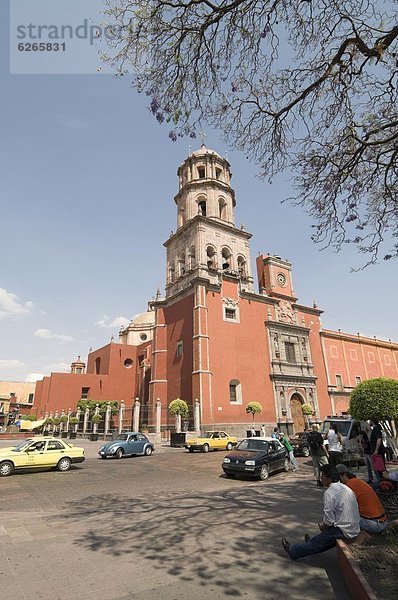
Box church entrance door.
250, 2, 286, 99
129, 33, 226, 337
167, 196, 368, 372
290, 394, 305, 433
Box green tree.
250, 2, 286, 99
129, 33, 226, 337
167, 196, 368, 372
104, 1, 398, 266
245, 402, 263, 423
350, 377, 398, 448
168, 399, 189, 417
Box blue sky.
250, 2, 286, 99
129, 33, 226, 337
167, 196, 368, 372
1, 1, 397, 383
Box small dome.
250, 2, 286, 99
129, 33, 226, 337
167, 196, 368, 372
191, 144, 223, 159
130, 311, 155, 326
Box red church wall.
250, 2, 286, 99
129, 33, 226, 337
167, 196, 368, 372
205, 279, 275, 426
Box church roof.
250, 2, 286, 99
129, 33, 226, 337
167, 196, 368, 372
130, 311, 155, 326
191, 144, 223, 159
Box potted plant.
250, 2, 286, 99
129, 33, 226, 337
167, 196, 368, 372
301, 403, 314, 428
90, 413, 102, 441
245, 402, 263, 435
44, 417, 53, 435
52, 417, 61, 436
60, 415, 69, 437
69, 416, 79, 439
169, 399, 189, 446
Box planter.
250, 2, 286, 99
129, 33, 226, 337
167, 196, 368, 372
43, 431, 50, 436
69, 432, 77, 439
61, 432, 68, 438
89, 433, 99, 441
170, 432, 186, 447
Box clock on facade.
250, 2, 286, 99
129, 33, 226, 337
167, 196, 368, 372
277, 272, 287, 287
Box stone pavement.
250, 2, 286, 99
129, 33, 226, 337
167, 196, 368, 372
0, 442, 353, 600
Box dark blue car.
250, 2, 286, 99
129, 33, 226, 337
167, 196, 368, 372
99, 432, 154, 459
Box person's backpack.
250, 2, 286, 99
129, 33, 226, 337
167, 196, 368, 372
307, 432, 322, 452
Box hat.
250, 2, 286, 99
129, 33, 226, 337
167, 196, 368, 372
336, 464, 354, 476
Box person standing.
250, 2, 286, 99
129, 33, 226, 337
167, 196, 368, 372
281, 464, 360, 560
250, 425, 256, 437
271, 427, 279, 439
369, 418, 386, 485
326, 424, 344, 468
358, 429, 374, 484
279, 432, 299, 472
260, 424, 266, 438
336, 464, 387, 533
307, 424, 329, 486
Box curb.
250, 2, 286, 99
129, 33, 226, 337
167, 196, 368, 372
336, 540, 377, 600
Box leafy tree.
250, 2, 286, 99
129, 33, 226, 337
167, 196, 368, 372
168, 398, 189, 417
350, 377, 398, 446
103, 1, 398, 266
245, 402, 263, 422
301, 404, 314, 416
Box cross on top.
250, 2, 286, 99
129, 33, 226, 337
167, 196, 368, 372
199, 131, 207, 146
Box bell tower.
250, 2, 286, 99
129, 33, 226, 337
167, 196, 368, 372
164, 145, 254, 297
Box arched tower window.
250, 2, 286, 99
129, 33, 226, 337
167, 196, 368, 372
206, 245, 217, 270
198, 200, 207, 216
178, 202, 186, 228
237, 255, 247, 277
221, 247, 233, 271
218, 197, 227, 220
95, 357, 101, 375
188, 245, 196, 270
197, 165, 206, 178
177, 252, 186, 277
168, 261, 175, 283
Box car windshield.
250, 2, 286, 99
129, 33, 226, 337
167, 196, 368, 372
12, 439, 34, 452
236, 439, 269, 452
116, 434, 129, 441
322, 420, 351, 436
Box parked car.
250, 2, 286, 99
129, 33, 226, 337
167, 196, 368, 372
290, 431, 310, 457
98, 432, 154, 459
185, 430, 237, 453
222, 437, 289, 480
0, 437, 85, 477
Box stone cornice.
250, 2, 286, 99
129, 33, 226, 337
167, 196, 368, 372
163, 214, 252, 247
239, 290, 278, 306
270, 373, 318, 384
265, 320, 311, 334
174, 178, 236, 206
294, 303, 324, 316
321, 329, 398, 349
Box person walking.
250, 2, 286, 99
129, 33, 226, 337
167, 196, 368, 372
307, 424, 329, 486
336, 464, 387, 533
281, 464, 360, 560
369, 418, 386, 485
326, 424, 344, 468
279, 432, 299, 471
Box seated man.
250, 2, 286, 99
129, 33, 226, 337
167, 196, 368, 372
336, 464, 387, 534
281, 464, 360, 560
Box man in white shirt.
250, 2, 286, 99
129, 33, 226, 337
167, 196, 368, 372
281, 464, 360, 560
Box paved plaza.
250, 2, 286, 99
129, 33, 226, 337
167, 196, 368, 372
0, 438, 351, 599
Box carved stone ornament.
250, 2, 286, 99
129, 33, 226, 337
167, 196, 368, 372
222, 297, 239, 308
276, 300, 295, 324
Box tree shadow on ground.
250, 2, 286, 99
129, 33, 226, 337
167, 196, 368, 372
53, 478, 348, 599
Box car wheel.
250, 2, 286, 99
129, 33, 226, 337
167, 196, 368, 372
188, 448, 195, 453
302, 447, 310, 457
144, 446, 153, 456
225, 473, 235, 478
202, 444, 209, 453
226, 442, 233, 451
283, 458, 290, 472
100, 455, 107, 459
57, 457, 71, 472
0, 461, 14, 477
115, 448, 123, 459
259, 464, 269, 481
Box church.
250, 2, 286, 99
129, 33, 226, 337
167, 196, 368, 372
34, 146, 398, 435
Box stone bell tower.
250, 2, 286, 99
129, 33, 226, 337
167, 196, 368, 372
164, 144, 254, 297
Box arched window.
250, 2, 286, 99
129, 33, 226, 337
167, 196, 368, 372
198, 200, 207, 216
229, 380, 242, 404
218, 197, 227, 220
206, 245, 217, 270
188, 245, 196, 270
237, 255, 247, 277
168, 261, 175, 283
95, 357, 101, 375
178, 202, 186, 228
177, 252, 186, 277
221, 247, 232, 271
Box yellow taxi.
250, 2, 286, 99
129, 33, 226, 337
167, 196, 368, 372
0, 437, 85, 477
185, 430, 237, 453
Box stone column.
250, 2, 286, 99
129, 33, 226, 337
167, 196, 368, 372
83, 408, 89, 435
118, 400, 125, 433
133, 400, 140, 432
105, 402, 112, 436
93, 404, 100, 435
194, 400, 201, 433
67, 408, 72, 433
76, 408, 81, 433
155, 400, 161, 434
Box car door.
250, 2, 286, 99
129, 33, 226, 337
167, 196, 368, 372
126, 434, 140, 454
211, 432, 222, 449
273, 440, 287, 469
267, 441, 285, 471
43, 439, 66, 466
21, 440, 48, 468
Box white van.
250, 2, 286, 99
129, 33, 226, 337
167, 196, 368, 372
321, 416, 366, 465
